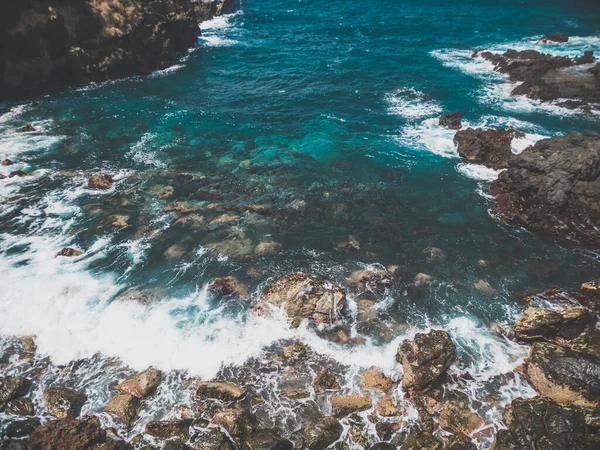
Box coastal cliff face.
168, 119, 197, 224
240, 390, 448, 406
0, 0, 235, 100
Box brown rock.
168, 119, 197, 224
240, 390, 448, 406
57, 247, 83, 257
29, 418, 109, 450
4, 397, 35, 416
164, 202, 199, 214
513, 307, 594, 342
16, 124, 35, 133
114, 369, 162, 398
254, 241, 282, 256
330, 394, 372, 417
362, 369, 393, 391
439, 112, 464, 130
377, 395, 400, 417
313, 369, 340, 393
212, 408, 250, 439
145, 419, 191, 440
104, 394, 140, 427
454, 128, 524, 170
438, 400, 487, 435
43, 387, 87, 419
281, 388, 310, 399
0, 377, 31, 405
1, 159, 13, 166
283, 342, 307, 360
194, 382, 246, 402
303, 417, 343, 450
88, 174, 113, 190
207, 276, 249, 299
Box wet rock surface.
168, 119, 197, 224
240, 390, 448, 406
28, 417, 109, 450
439, 112, 464, 130
43, 387, 87, 419
514, 306, 595, 343
453, 128, 523, 169
113, 368, 162, 398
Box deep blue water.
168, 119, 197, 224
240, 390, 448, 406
1, 0, 600, 413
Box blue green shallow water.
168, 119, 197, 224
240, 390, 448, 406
1, 0, 600, 438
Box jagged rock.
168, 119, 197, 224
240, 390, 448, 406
4, 397, 35, 416
207, 276, 249, 299
330, 394, 372, 417
400, 430, 443, 450
244, 430, 293, 450
0, 377, 31, 406
397, 330, 456, 391
114, 368, 162, 398
493, 397, 593, 449
454, 128, 523, 170
98, 214, 129, 232
376, 395, 400, 417
88, 174, 113, 190
5, 417, 41, 438
189, 427, 234, 450
491, 132, 600, 246
212, 408, 250, 439
104, 394, 140, 426
57, 247, 83, 257
145, 419, 192, 440
283, 342, 307, 360
29, 417, 109, 450
525, 342, 600, 408
540, 34, 569, 43
303, 417, 343, 450
347, 270, 390, 299
514, 307, 594, 343
254, 241, 282, 256
254, 273, 346, 324
313, 369, 340, 393
194, 382, 246, 401
362, 369, 393, 391
438, 400, 487, 435
43, 387, 87, 419
16, 124, 35, 133
439, 112, 464, 130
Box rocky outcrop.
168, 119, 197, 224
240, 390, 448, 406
397, 330, 456, 392
439, 112, 464, 130
253, 273, 346, 324
29, 417, 110, 450
491, 132, 600, 246
513, 307, 595, 343
207, 276, 249, 299
0, 0, 234, 100
453, 128, 523, 169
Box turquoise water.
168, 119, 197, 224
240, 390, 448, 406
1, 0, 600, 439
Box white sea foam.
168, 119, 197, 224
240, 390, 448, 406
199, 11, 242, 48
385, 87, 442, 120
126, 132, 168, 168
456, 163, 501, 182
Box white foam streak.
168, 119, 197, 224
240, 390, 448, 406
386, 87, 442, 120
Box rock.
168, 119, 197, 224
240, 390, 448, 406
207, 276, 249, 299
313, 369, 340, 393
283, 342, 307, 360
164, 243, 188, 260
29, 418, 109, 450
5, 417, 41, 438
581, 281, 600, 299
540, 34, 569, 43
145, 419, 192, 441
369, 444, 397, 450
303, 417, 343, 450
254, 273, 346, 324
454, 128, 523, 170
414, 273, 433, 288
474, 279, 495, 296
0, 377, 31, 406
88, 174, 113, 190
194, 382, 246, 401
397, 330, 456, 391
114, 368, 162, 398
4, 397, 35, 416
286, 199, 306, 212
212, 408, 250, 439
43, 387, 87, 419
362, 369, 393, 391
57, 247, 83, 257
157, 186, 175, 199
330, 394, 372, 417
161, 441, 189, 450
400, 430, 443, 450
439, 112, 464, 130
347, 270, 390, 299
438, 400, 486, 435
254, 241, 282, 256
493, 397, 593, 449
164, 202, 199, 214
116, 290, 155, 305
104, 394, 140, 426
422, 247, 446, 263
16, 124, 35, 133
445, 434, 477, 450
189, 428, 234, 450
176, 214, 207, 230
208, 213, 239, 230
376, 395, 400, 417
491, 132, 600, 246
98, 214, 129, 231
513, 307, 594, 343
206, 239, 254, 259
525, 341, 600, 408
2, 159, 13, 166
281, 388, 310, 399
336, 235, 361, 252
244, 430, 293, 450
9, 170, 30, 177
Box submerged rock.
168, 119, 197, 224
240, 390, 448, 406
397, 330, 456, 392
491, 132, 600, 246
5, 417, 41, 438
525, 341, 600, 408
254, 273, 346, 324
422, 247, 447, 263
43, 387, 87, 419
57, 247, 83, 257
303, 417, 343, 450
330, 394, 372, 417
439, 112, 464, 130
29, 417, 109, 450
347, 270, 391, 300
16, 124, 36, 133
254, 240, 282, 256
104, 394, 140, 427
0, 377, 31, 406
195, 382, 246, 402
513, 307, 594, 343
189, 427, 234, 450
207, 276, 249, 299
114, 368, 162, 398
454, 128, 523, 170
88, 174, 113, 190
474, 279, 495, 296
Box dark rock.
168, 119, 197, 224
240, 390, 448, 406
303, 417, 343, 450
88, 174, 113, 190
194, 382, 246, 401
525, 341, 600, 408
0, 377, 31, 406
189, 427, 234, 450
5, 417, 41, 438
114, 368, 162, 398
453, 128, 524, 170
1, 159, 13, 166
57, 247, 83, 257
513, 307, 595, 343
253, 273, 346, 324
43, 387, 87, 419
438, 400, 486, 435
16, 124, 35, 133
283, 342, 307, 360
444, 434, 477, 450
312, 369, 340, 393
493, 397, 592, 449
346, 270, 391, 300
540, 34, 569, 43
491, 132, 600, 246
104, 394, 141, 427
439, 112, 464, 130
9, 171, 30, 178
399, 430, 443, 450
397, 330, 456, 392
212, 408, 250, 440
145, 419, 192, 441
207, 277, 249, 299
161, 441, 189, 450
3, 397, 35, 416
244, 430, 293, 450
369, 444, 397, 450
29, 417, 108, 450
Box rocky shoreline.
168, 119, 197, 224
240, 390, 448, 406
0, 0, 237, 100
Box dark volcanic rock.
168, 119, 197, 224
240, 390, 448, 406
397, 330, 456, 392
16, 124, 36, 133
145, 419, 192, 440
29, 417, 108, 450
244, 430, 293, 450
453, 128, 524, 169
5, 417, 41, 438
491, 131, 600, 246
526, 341, 600, 408
0, 377, 30, 406
439, 112, 464, 130
493, 397, 593, 450
303, 417, 343, 450
514, 307, 595, 343
207, 276, 249, 299
43, 387, 87, 419
539, 33, 569, 43
194, 381, 246, 401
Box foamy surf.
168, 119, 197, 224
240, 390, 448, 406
199, 10, 242, 47
385, 87, 442, 120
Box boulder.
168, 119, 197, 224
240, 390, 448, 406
525, 341, 600, 408
397, 330, 456, 391
5, 417, 41, 438
189, 428, 234, 450
4, 397, 35, 416
9, 170, 30, 177
313, 369, 340, 393
194, 382, 246, 402
244, 430, 293, 450
208, 213, 239, 230
98, 214, 129, 232
114, 368, 162, 398
347, 270, 390, 299
303, 417, 343, 450
207, 277, 249, 299
400, 430, 443, 450
29, 417, 109, 450
0, 377, 30, 406
414, 273, 433, 288
474, 279, 495, 296
145, 419, 192, 441
43, 387, 87, 419
493, 397, 592, 449
422, 247, 446, 263
491, 132, 600, 246
453, 128, 523, 170
376, 395, 400, 417
283, 342, 308, 360
369, 444, 397, 450
438, 400, 487, 435
335, 235, 361, 252
104, 394, 140, 427
212, 408, 250, 439
88, 174, 113, 190
2, 159, 13, 166
16, 124, 35, 133
330, 394, 372, 417
254, 273, 346, 324
57, 247, 83, 257
439, 112, 464, 130
254, 241, 283, 256
513, 307, 594, 343
362, 369, 393, 391
539, 34, 569, 43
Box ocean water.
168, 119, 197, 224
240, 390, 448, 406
1, 0, 600, 446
